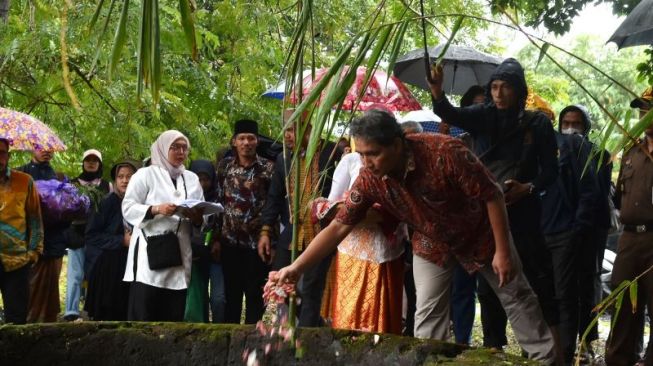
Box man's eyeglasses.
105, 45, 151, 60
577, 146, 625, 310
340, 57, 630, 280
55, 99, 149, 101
169, 144, 190, 153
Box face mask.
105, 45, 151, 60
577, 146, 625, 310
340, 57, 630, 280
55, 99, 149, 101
561, 128, 583, 135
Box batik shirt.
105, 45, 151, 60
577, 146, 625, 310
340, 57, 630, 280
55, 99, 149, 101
0, 168, 43, 271
335, 133, 502, 273
216, 155, 274, 249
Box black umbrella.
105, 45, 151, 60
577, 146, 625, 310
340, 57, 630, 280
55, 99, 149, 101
393, 44, 502, 95
607, 0, 653, 49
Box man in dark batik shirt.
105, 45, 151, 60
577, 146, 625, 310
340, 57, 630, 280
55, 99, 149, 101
215, 119, 274, 324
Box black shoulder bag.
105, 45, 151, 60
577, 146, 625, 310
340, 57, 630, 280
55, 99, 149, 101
143, 175, 187, 270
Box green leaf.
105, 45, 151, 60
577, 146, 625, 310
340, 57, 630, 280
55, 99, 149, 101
137, 0, 151, 98
360, 24, 393, 101
90, 0, 118, 75
88, 0, 107, 33
151, 0, 161, 103
386, 19, 409, 80
434, 15, 465, 66
535, 42, 550, 71
610, 281, 629, 330
178, 0, 198, 60
109, 0, 130, 80
285, 36, 357, 130
629, 280, 638, 314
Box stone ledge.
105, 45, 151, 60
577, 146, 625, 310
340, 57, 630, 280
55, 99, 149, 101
0, 322, 538, 365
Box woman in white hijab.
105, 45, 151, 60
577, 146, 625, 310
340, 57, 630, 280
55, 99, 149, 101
122, 130, 204, 321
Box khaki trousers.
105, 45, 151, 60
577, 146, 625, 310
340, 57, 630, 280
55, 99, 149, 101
413, 241, 556, 364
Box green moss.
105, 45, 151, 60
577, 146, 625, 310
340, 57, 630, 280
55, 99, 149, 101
0, 322, 535, 365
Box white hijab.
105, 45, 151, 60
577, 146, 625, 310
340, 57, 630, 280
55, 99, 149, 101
150, 130, 190, 179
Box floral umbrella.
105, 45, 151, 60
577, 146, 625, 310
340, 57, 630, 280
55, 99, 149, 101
289, 66, 422, 112
0, 107, 66, 151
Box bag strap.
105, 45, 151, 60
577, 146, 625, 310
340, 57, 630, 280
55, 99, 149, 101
141, 215, 182, 240
181, 175, 187, 199
141, 171, 186, 239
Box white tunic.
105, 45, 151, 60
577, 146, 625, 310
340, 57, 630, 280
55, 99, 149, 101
329, 153, 404, 263
122, 165, 203, 290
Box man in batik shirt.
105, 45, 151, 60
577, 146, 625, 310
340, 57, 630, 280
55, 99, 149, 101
274, 110, 557, 365
215, 119, 274, 324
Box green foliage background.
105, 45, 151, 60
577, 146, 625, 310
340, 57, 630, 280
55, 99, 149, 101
0, 0, 649, 177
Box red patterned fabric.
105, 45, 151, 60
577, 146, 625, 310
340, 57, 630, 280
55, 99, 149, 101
288, 66, 422, 112
335, 133, 502, 273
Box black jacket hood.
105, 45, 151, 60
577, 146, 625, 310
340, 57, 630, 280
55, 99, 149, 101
485, 58, 528, 111
189, 159, 216, 182
558, 105, 592, 134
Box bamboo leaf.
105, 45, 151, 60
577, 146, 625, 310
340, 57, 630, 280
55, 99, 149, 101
178, 0, 198, 60
535, 42, 550, 71
90, 0, 117, 75
109, 0, 130, 80
593, 279, 630, 313
285, 36, 357, 129
137, 0, 151, 98
434, 16, 464, 66
386, 19, 409, 80
88, 0, 107, 32
151, 0, 161, 103
611, 281, 629, 331
611, 109, 633, 157
629, 280, 638, 314
365, 24, 393, 73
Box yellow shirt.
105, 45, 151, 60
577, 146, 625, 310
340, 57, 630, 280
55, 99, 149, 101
0, 169, 43, 271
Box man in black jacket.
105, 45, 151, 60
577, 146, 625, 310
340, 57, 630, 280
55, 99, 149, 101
429, 58, 561, 361
540, 111, 600, 364
258, 119, 336, 327
557, 105, 613, 358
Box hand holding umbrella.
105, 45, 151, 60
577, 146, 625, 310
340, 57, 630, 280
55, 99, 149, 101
428, 63, 445, 100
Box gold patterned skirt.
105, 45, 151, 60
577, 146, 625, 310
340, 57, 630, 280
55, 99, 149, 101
323, 250, 404, 334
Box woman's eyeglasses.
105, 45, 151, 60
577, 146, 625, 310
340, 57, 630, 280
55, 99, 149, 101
169, 144, 190, 153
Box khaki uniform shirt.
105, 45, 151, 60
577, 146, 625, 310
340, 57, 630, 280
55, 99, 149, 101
616, 141, 653, 225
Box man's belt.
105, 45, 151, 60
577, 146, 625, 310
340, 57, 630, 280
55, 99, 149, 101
623, 223, 653, 233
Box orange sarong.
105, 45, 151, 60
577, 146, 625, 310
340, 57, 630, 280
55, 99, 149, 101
325, 251, 404, 334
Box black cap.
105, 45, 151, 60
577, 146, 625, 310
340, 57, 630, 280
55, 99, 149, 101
234, 119, 258, 136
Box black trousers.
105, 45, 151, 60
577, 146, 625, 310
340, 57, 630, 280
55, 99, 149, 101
403, 242, 416, 337
222, 244, 269, 324
478, 229, 558, 348
578, 228, 608, 343
127, 281, 186, 322
0, 262, 30, 324
545, 230, 580, 363
274, 246, 334, 327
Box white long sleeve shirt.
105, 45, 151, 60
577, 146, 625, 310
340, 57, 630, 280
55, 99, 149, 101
122, 165, 203, 290
329, 153, 404, 263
